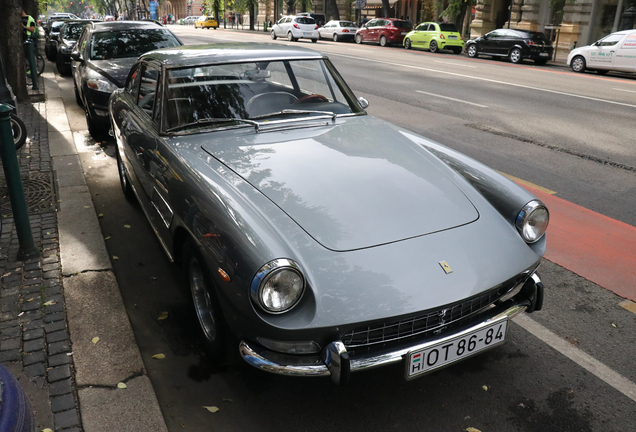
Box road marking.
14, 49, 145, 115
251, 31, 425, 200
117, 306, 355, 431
500, 172, 557, 195
329, 53, 636, 109
416, 90, 488, 108
613, 88, 636, 94
514, 314, 636, 404
435, 61, 476, 68
619, 300, 636, 315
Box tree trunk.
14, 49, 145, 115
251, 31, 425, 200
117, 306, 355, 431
326, 0, 340, 20
0, 0, 28, 102
381, 0, 391, 18
249, 2, 255, 30
286, 0, 294, 15
454, 4, 468, 30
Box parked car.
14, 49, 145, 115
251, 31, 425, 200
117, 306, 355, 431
271, 15, 319, 42
355, 18, 413, 47
465, 29, 553, 64
104, 15, 116, 21
109, 43, 549, 385
184, 16, 199, 25
403, 22, 464, 54
194, 15, 218, 29
71, 21, 182, 137
297, 12, 326, 27
56, 20, 100, 76
45, 13, 78, 33
318, 20, 358, 42
567, 29, 636, 75
44, 19, 68, 61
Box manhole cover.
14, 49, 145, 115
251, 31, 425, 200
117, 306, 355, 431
0, 172, 56, 217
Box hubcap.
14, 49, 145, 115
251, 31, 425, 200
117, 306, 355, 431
406, 39, 410, 49
573, 58, 583, 71
511, 50, 520, 62
468, 46, 476, 56
431, 42, 437, 52
190, 257, 217, 343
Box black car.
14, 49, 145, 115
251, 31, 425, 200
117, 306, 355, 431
56, 20, 100, 76
71, 21, 182, 137
465, 29, 553, 65
45, 19, 68, 61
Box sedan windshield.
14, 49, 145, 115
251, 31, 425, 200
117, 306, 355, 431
90, 29, 180, 60
165, 59, 362, 132
63, 23, 85, 40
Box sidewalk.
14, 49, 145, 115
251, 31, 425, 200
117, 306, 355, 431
0, 63, 168, 431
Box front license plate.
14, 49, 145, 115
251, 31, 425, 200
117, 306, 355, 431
540, 52, 549, 57
406, 320, 507, 379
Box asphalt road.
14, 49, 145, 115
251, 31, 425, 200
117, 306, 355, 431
53, 26, 636, 432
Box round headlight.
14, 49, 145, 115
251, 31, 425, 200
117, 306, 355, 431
516, 200, 549, 243
251, 259, 305, 314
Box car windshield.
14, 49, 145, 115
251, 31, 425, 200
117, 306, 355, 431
296, 17, 315, 24
90, 29, 180, 60
165, 59, 362, 133
63, 23, 85, 39
52, 21, 66, 31
340, 21, 357, 27
439, 23, 458, 32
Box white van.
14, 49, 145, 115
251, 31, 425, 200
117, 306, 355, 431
567, 29, 636, 75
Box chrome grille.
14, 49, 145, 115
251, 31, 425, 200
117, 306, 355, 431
342, 286, 510, 350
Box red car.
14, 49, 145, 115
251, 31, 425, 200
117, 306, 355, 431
355, 18, 413, 46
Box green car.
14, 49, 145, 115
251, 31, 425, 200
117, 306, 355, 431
403, 22, 464, 54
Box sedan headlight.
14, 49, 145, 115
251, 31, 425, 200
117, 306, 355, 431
251, 259, 305, 314
516, 200, 549, 243
84, 69, 118, 93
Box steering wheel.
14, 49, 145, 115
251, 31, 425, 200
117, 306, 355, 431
293, 94, 329, 104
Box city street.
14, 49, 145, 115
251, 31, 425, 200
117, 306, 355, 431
52, 26, 636, 431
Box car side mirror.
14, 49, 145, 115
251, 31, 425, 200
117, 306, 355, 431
358, 97, 369, 109
70, 52, 83, 62
592, 41, 600, 46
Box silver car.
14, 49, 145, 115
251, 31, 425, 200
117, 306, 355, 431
319, 20, 358, 42
271, 15, 319, 42
109, 43, 549, 385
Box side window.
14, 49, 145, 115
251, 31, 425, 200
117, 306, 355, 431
599, 34, 625, 47
76, 29, 88, 54
125, 64, 141, 101
138, 65, 159, 117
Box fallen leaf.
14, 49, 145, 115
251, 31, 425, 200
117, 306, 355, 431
92, 337, 99, 344
49, 254, 56, 258
46, 232, 50, 235
222, 398, 233, 402
84, 206, 90, 209
152, 353, 165, 359
203, 406, 219, 413
42, 429, 54, 432
117, 382, 127, 389
611, 323, 617, 328
151, 277, 158, 280
482, 385, 488, 391
18, 312, 24, 317
104, 236, 111, 240
66, 352, 73, 356
113, 256, 119, 260
26, 297, 35, 302
465, 428, 482, 432
98, 213, 104, 218
43, 300, 56, 306
158, 311, 169, 320
124, 224, 131, 228
519, 403, 525, 408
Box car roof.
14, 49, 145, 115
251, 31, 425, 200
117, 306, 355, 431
87, 21, 169, 32
140, 43, 325, 68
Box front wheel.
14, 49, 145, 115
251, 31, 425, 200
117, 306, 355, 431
467, 44, 478, 58
355, 34, 362, 44
571, 55, 586, 73
10, 113, 27, 150
379, 35, 387, 47
404, 38, 412, 50
86, 108, 106, 138
74, 82, 83, 107
509, 48, 522, 64
271, 30, 277, 40
429, 40, 438, 53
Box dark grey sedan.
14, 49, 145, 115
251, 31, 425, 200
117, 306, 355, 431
109, 44, 549, 385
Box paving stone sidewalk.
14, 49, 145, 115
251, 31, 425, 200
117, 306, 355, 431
1, 101, 82, 431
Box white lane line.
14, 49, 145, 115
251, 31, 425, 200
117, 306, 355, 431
514, 314, 636, 403
328, 53, 636, 109
416, 90, 488, 108
613, 88, 636, 94
435, 61, 476, 68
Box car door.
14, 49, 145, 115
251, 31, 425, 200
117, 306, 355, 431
423, 23, 435, 48
588, 32, 626, 70
410, 23, 426, 47
614, 33, 636, 71
479, 29, 503, 55
363, 20, 377, 41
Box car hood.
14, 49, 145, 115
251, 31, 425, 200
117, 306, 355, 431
88, 57, 137, 88
202, 117, 479, 252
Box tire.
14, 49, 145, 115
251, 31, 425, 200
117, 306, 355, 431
534, 58, 548, 66
74, 82, 83, 107
287, 32, 297, 42
429, 40, 438, 53
10, 113, 27, 150
85, 108, 105, 138
271, 30, 277, 40
182, 238, 235, 364
45, 44, 52, 61
311, 38, 318, 43
56, 57, 70, 76
116, 147, 135, 201
467, 44, 478, 58
571, 55, 586, 73
379, 35, 387, 47
509, 48, 522, 64
404, 38, 411, 50
356, 34, 362, 44
333, 33, 338, 42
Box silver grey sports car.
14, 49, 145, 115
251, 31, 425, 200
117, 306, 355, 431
109, 44, 549, 385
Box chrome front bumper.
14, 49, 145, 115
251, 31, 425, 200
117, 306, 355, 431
239, 273, 543, 385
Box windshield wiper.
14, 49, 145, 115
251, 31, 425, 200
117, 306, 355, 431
166, 117, 259, 133
251, 109, 337, 122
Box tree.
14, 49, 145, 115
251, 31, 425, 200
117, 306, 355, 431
326, 0, 339, 20
441, 0, 475, 30
381, 0, 390, 18
0, 0, 28, 102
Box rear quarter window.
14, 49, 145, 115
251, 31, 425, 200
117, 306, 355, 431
439, 23, 458, 32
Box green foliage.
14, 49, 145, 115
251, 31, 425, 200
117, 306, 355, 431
440, 0, 474, 21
